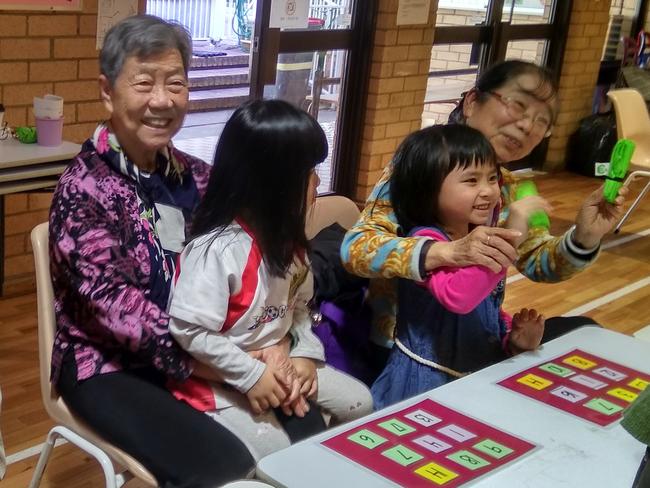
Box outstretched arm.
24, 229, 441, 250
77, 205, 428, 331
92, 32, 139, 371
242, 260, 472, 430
341, 168, 429, 281
342, 166, 519, 281
501, 170, 625, 282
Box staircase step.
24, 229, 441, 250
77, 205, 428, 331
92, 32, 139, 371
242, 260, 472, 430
189, 86, 250, 112
190, 50, 250, 70
189, 67, 249, 89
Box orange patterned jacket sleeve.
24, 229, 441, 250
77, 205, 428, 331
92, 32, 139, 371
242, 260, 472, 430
341, 166, 599, 345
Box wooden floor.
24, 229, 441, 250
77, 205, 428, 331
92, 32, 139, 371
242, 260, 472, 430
0, 172, 649, 487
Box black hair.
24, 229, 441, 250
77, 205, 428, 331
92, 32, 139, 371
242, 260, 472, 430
390, 124, 497, 235
448, 60, 559, 124
100, 15, 192, 85
191, 99, 328, 277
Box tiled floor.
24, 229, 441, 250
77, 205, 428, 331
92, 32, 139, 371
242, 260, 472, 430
174, 108, 338, 193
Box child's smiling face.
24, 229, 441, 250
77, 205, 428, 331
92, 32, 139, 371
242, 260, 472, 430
436, 160, 500, 239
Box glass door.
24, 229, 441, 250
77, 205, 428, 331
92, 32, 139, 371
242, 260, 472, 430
249, 0, 376, 195
424, 0, 571, 167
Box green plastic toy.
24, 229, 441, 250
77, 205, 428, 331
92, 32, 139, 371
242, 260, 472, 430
603, 138, 635, 203
14, 126, 37, 144
514, 179, 550, 229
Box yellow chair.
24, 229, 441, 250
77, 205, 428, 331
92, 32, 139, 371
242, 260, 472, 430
29, 222, 157, 488
606, 88, 650, 232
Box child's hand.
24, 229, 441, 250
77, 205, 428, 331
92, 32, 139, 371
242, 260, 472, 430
505, 196, 552, 247
291, 357, 319, 399
246, 364, 288, 414
509, 308, 545, 354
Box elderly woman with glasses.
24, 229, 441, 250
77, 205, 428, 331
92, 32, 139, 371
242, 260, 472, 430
48, 15, 257, 486
341, 60, 626, 371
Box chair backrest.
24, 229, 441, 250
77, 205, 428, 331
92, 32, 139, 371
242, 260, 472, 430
305, 195, 360, 239
607, 88, 650, 140
30, 222, 60, 421
30, 223, 157, 486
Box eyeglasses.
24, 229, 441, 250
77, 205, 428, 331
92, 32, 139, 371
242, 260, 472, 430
487, 91, 553, 138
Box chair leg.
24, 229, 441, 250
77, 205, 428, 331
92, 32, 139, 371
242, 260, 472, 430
28, 428, 59, 488
615, 179, 650, 233
28, 425, 120, 488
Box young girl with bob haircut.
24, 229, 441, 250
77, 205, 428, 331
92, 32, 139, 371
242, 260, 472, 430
168, 99, 372, 461
372, 124, 546, 409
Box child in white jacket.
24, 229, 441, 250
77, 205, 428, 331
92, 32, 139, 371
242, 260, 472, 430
168, 100, 372, 461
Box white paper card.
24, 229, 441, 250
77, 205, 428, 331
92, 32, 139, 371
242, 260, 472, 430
154, 203, 186, 253
570, 374, 608, 390
592, 367, 627, 382
270, 0, 309, 29
397, 0, 432, 26
413, 435, 452, 453
551, 385, 588, 403
404, 409, 442, 427
438, 424, 476, 442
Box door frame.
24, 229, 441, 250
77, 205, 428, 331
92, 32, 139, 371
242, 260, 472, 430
249, 0, 378, 197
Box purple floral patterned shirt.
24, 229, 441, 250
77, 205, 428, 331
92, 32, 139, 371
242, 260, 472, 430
49, 124, 211, 383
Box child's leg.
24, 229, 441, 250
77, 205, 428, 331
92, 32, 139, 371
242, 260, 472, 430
205, 383, 292, 463
314, 364, 374, 424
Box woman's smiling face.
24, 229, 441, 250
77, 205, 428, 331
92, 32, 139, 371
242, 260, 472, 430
463, 73, 557, 164
99, 48, 189, 169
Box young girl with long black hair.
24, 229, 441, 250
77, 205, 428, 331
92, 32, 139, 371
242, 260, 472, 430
168, 99, 372, 461
372, 124, 547, 409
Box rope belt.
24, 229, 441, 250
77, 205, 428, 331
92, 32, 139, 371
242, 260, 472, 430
393, 337, 468, 379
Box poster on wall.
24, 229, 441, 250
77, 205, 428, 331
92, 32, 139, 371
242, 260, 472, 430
396, 0, 432, 26
0, 0, 82, 11
270, 0, 309, 29
96, 0, 138, 49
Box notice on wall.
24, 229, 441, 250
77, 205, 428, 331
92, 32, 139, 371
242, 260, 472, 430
0, 0, 82, 10
270, 0, 309, 30
396, 0, 432, 26
96, 0, 138, 49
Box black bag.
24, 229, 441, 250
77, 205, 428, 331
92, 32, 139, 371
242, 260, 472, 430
566, 112, 617, 177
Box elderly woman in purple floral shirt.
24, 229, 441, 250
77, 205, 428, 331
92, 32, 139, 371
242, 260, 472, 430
49, 15, 255, 486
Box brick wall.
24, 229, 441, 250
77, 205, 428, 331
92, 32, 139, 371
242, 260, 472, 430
545, 0, 612, 170
355, 0, 438, 201
0, 0, 105, 294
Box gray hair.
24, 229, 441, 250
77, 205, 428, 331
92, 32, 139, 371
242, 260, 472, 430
100, 15, 192, 85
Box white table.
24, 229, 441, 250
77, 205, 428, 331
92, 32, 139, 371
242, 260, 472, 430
0, 137, 80, 292
0, 137, 79, 194
257, 327, 648, 487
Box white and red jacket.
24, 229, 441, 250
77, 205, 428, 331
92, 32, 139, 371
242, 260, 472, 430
168, 221, 324, 408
